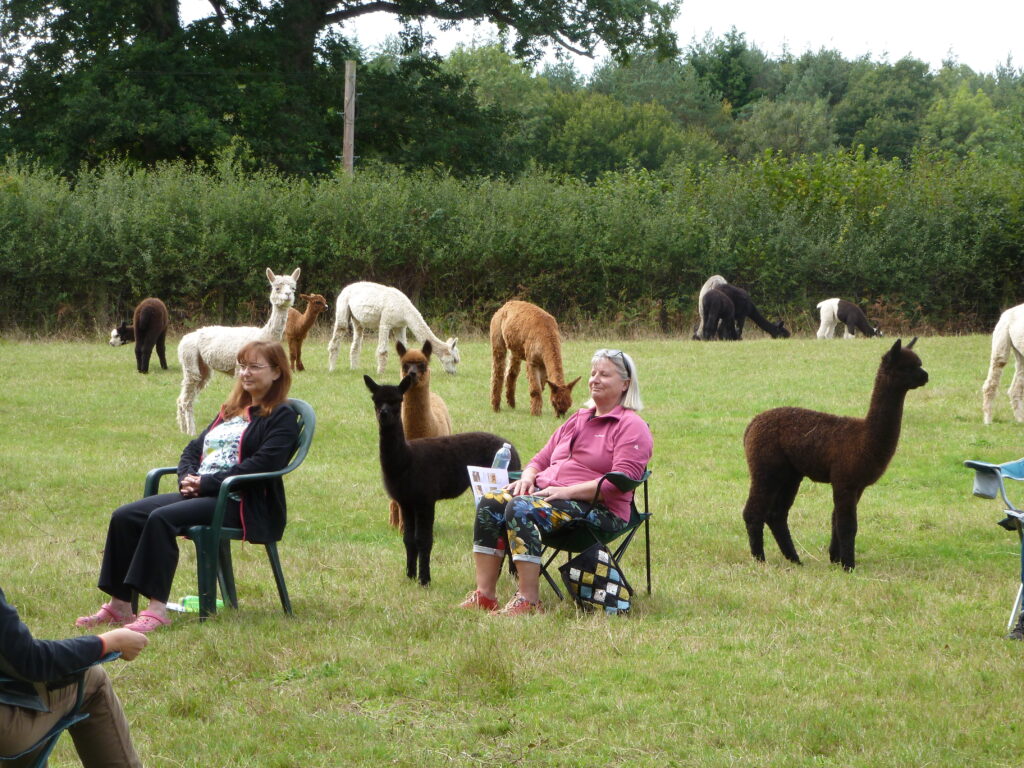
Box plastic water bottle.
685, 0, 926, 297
491, 442, 512, 470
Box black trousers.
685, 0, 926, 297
97, 493, 240, 603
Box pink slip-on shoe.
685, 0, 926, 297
75, 603, 135, 629
458, 589, 499, 611
123, 610, 172, 633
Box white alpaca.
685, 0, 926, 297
326, 281, 460, 375
982, 303, 1024, 425
694, 274, 728, 339
175, 268, 300, 434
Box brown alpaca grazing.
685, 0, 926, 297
741, 338, 928, 571
284, 293, 329, 371
388, 339, 453, 529
490, 300, 580, 417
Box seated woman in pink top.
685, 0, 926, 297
460, 349, 653, 616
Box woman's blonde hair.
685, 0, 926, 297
222, 341, 292, 419
582, 349, 644, 412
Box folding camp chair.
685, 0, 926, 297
534, 470, 652, 601
964, 457, 1024, 629
142, 398, 315, 620
0, 652, 119, 767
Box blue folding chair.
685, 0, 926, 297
964, 457, 1024, 629
0, 653, 120, 767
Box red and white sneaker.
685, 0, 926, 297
458, 590, 498, 611
494, 592, 542, 616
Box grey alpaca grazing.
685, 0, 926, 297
700, 288, 738, 340
741, 338, 928, 570
716, 284, 789, 339
365, 374, 521, 586
109, 297, 169, 373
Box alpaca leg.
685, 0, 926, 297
414, 505, 436, 587
815, 314, 831, 339
765, 474, 803, 564
327, 319, 344, 372
505, 355, 522, 410
490, 346, 507, 412
1009, 352, 1024, 422
349, 324, 364, 370
742, 480, 770, 562
135, 343, 147, 374
402, 506, 419, 581
829, 487, 860, 570
375, 325, 391, 375
982, 358, 1006, 425
156, 332, 168, 370
526, 362, 544, 416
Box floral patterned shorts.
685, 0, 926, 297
473, 490, 627, 564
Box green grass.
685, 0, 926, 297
3, 332, 1024, 767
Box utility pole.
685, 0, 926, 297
343, 60, 356, 175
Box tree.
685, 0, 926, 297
734, 97, 836, 160
918, 82, 1013, 158
685, 28, 777, 113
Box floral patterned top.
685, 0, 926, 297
198, 416, 248, 498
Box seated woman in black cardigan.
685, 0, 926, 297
1, 586, 147, 766
76, 340, 299, 634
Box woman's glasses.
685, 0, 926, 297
235, 362, 272, 375
595, 348, 631, 379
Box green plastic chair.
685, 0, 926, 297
964, 457, 1024, 629
143, 398, 316, 620
508, 469, 652, 601
0, 652, 119, 767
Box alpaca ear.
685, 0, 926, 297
266, 267, 276, 283
448, 337, 458, 349
300, 293, 311, 301
906, 336, 918, 349
399, 373, 415, 394
422, 340, 433, 358
396, 340, 407, 356
364, 374, 379, 393
566, 376, 582, 391
290, 268, 301, 282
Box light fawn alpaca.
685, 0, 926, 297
175, 268, 299, 434
742, 338, 928, 570
490, 300, 580, 417
365, 374, 520, 586
694, 274, 729, 339
388, 340, 453, 530
284, 293, 329, 371
982, 303, 1024, 424
327, 281, 459, 375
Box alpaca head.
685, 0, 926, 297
301, 293, 328, 316
109, 324, 133, 346
365, 373, 414, 427
547, 377, 581, 417
772, 321, 791, 339
871, 325, 884, 338
880, 337, 929, 391
436, 337, 460, 375
266, 268, 301, 309
397, 340, 431, 387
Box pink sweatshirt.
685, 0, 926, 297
528, 405, 653, 521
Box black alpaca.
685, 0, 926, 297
741, 338, 928, 570
110, 297, 169, 373
365, 374, 522, 586
717, 284, 789, 339
837, 299, 882, 337
700, 288, 738, 340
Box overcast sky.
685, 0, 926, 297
180, 0, 1022, 76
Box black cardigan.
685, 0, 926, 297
177, 402, 300, 543
0, 588, 104, 712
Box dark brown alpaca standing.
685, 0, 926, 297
741, 338, 928, 570
284, 293, 329, 371
109, 297, 169, 374
490, 300, 580, 417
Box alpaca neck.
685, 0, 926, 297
299, 308, 319, 333
378, 415, 413, 471
533, 337, 565, 384
863, 375, 909, 459
264, 303, 290, 339
747, 305, 778, 336
404, 303, 444, 347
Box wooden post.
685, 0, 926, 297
343, 60, 356, 175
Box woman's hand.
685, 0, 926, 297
507, 472, 537, 497
179, 474, 202, 498
98, 628, 149, 661
533, 485, 575, 502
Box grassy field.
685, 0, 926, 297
2, 331, 1023, 767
